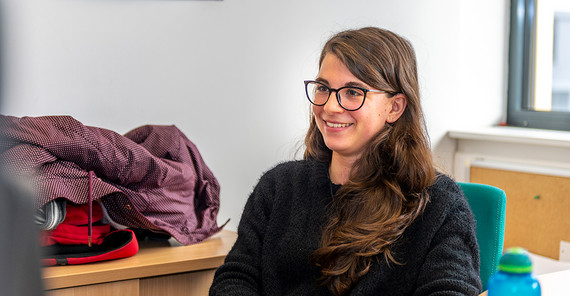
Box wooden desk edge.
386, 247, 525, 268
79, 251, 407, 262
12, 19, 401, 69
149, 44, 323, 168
43, 229, 237, 290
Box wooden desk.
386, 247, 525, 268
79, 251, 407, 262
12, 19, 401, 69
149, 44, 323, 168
479, 269, 570, 296
43, 230, 237, 296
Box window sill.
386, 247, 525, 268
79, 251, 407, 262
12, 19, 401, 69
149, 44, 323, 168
447, 126, 570, 182
448, 126, 570, 148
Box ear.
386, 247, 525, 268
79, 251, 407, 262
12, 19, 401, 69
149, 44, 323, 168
386, 93, 407, 123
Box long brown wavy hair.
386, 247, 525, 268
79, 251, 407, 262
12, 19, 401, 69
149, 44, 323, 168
305, 27, 436, 295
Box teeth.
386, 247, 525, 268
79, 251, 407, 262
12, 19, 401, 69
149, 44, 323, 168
326, 122, 352, 128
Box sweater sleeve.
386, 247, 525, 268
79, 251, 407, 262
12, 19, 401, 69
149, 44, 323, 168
209, 172, 275, 296
412, 181, 482, 296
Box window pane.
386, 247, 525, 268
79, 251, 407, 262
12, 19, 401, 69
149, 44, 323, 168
552, 12, 570, 112
507, 0, 570, 131
532, 0, 570, 112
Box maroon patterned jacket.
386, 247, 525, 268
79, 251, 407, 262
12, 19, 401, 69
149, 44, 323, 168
0, 115, 222, 245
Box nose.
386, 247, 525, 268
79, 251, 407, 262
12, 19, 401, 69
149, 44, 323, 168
323, 91, 344, 113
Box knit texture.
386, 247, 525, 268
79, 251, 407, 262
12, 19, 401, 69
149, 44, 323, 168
210, 159, 482, 295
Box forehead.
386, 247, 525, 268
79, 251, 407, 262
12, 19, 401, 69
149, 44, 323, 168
317, 53, 366, 87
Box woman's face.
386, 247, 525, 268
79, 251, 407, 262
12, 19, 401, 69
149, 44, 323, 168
313, 53, 406, 160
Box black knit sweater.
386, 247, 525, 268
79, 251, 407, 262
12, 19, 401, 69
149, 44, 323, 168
210, 159, 482, 295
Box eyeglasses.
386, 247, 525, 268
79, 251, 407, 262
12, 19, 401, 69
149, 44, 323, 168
304, 80, 392, 111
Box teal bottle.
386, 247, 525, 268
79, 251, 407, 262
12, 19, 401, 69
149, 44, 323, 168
487, 247, 541, 296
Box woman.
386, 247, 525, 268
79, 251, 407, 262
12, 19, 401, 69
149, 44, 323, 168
210, 27, 481, 296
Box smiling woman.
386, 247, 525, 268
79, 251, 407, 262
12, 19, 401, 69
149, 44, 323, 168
210, 27, 481, 296
307, 53, 406, 178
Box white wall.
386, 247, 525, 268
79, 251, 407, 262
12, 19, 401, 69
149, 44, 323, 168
1, 0, 509, 231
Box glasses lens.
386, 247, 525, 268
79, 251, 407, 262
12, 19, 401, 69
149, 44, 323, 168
338, 87, 365, 110
306, 82, 329, 106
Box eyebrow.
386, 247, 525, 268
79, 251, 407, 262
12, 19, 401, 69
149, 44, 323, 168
314, 78, 369, 89
314, 77, 329, 85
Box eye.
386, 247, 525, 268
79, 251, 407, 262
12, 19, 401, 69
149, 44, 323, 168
344, 88, 365, 97
315, 84, 329, 93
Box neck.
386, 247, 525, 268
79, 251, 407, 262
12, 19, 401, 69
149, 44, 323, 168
329, 152, 358, 185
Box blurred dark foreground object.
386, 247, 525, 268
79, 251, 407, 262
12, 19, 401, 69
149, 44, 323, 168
0, 172, 44, 295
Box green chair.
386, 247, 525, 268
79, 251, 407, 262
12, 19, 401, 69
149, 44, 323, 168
457, 182, 506, 291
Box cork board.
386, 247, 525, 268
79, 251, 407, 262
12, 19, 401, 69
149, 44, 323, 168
470, 166, 570, 259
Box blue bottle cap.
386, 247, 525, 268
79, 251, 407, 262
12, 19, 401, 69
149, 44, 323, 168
498, 247, 533, 274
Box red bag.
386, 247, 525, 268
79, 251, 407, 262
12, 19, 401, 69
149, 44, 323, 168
41, 172, 138, 266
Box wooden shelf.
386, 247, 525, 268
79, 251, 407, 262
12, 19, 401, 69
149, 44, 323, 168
43, 229, 237, 291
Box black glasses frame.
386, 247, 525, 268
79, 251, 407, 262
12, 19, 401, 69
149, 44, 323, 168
304, 80, 393, 111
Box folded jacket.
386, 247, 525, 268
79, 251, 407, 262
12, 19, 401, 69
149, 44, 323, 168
0, 115, 222, 245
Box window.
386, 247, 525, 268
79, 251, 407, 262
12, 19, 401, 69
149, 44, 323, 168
507, 0, 570, 131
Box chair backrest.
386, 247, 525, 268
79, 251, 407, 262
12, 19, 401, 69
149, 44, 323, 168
457, 182, 506, 291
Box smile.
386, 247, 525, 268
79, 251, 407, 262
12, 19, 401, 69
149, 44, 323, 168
325, 121, 353, 128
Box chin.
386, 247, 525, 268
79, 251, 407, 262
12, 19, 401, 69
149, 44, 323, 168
325, 143, 351, 155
